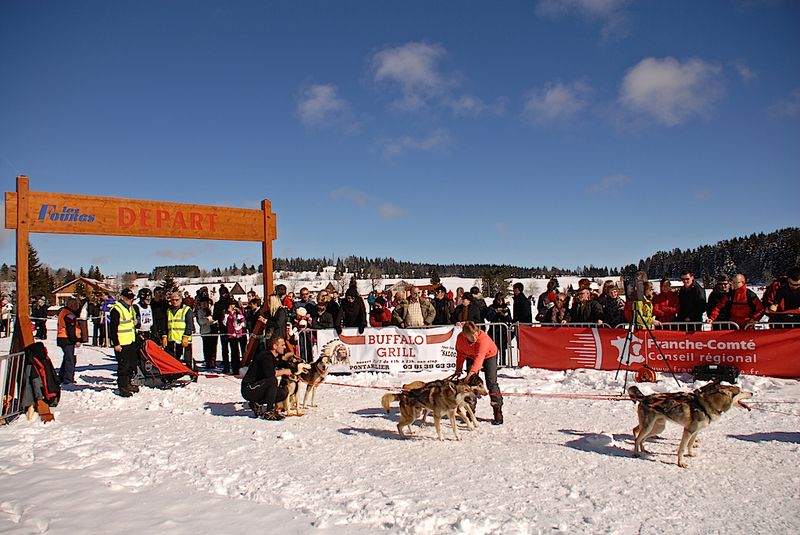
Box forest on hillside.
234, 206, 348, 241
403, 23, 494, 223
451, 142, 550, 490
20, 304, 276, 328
2, 228, 797, 298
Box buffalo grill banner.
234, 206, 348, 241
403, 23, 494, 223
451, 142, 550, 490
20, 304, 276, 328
316, 326, 460, 373
518, 326, 800, 379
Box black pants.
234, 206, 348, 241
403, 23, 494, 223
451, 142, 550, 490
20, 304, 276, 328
219, 336, 230, 371
241, 377, 288, 410
228, 337, 243, 375
115, 343, 138, 392
201, 334, 218, 368
466, 355, 502, 407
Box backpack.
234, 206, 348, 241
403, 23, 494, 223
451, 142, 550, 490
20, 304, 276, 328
26, 342, 61, 407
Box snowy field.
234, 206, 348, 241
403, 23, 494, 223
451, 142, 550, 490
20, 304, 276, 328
2, 329, 799, 535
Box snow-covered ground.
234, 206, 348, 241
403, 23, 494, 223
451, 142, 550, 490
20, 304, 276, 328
2, 329, 799, 535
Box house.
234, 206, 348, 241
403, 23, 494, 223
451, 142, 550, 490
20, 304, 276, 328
51, 277, 113, 306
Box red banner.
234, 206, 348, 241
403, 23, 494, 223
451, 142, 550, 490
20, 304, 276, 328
518, 326, 800, 379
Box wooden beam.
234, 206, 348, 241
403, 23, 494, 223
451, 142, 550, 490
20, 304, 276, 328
11, 176, 34, 352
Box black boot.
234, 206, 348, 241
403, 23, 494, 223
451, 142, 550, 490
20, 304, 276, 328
491, 404, 503, 425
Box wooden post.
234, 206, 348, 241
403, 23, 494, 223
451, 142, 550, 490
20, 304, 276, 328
262, 199, 274, 298
11, 175, 34, 352
242, 200, 277, 368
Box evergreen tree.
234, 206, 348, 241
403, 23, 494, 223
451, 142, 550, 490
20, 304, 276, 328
160, 274, 177, 293
21, 243, 55, 298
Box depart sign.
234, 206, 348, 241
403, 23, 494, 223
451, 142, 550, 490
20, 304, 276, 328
5, 176, 277, 355
5, 190, 274, 242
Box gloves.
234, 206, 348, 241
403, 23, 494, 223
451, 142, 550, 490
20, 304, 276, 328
161, 335, 168, 347
181, 335, 189, 347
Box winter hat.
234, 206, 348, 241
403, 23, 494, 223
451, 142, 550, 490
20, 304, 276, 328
120, 288, 135, 300
296, 307, 308, 318
345, 287, 359, 299
715, 274, 730, 283
299, 319, 308, 327
374, 296, 386, 307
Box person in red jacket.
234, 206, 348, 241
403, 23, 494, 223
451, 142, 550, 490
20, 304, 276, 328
369, 297, 392, 327
452, 321, 503, 425
652, 278, 679, 324
706, 273, 764, 329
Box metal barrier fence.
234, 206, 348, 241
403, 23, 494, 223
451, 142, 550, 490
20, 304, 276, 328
749, 322, 800, 330
1, 351, 27, 423
614, 321, 741, 331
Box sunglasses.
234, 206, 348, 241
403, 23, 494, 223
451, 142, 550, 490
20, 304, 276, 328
681, 278, 691, 281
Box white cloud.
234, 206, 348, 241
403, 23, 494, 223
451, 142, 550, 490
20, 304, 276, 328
732, 60, 757, 82
382, 128, 452, 157
771, 88, 800, 118
619, 57, 724, 126
370, 42, 451, 111
329, 189, 407, 221
296, 84, 352, 128
329, 187, 369, 207
536, 0, 633, 41
588, 174, 630, 193
378, 203, 406, 220
522, 81, 592, 124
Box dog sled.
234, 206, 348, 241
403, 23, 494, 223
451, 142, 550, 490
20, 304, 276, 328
133, 339, 198, 388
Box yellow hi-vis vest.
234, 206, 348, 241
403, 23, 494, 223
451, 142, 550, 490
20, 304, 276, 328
112, 302, 136, 346
167, 305, 191, 343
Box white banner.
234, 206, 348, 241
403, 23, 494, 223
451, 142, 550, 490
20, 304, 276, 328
316, 326, 460, 373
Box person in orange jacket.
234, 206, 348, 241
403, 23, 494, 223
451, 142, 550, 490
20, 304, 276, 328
56, 298, 82, 385
452, 321, 503, 425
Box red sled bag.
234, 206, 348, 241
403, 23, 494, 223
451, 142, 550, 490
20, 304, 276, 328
26, 342, 61, 407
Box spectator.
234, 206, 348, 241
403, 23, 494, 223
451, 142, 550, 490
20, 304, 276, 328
244, 297, 262, 334
195, 298, 217, 370
33, 296, 48, 340
706, 274, 764, 329
451, 292, 481, 325
337, 287, 367, 334
484, 293, 513, 364
564, 288, 603, 326
369, 297, 393, 327
511, 282, 533, 324
536, 279, 559, 322
392, 286, 435, 328
432, 286, 455, 326
454, 287, 465, 306
597, 281, 625, 328
763, 267, 800, 326
632, 282, 661, 330
212, 286, 232, 371
652, 278, 679, 324
294, 287, 316, 316
0, 296, 12, 336
56, 298, 82, 385
312, 301, 334, 330
543, 293, 569, 324
706, 275, 732, 323
109, 289, 138, 397
183, 291, 196, 310
318, 289, 339, 325
87, 295, 101, 345
241, 336, 293, 421
283, 291, 295, 309
100, 293, 116, 344
263, 295, 289, 339
470, 286, 487, 319
677, 270, 707, 326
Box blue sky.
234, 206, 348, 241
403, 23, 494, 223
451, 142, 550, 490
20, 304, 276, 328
1, 0, 798, 275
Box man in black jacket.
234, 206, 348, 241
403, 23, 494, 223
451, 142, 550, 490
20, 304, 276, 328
432, 286, 455, 325
564, 288, 604, 325
512, 282, 533, 324
241, 336, 293, 421
336, 287, 366, 334
677, 270, 707, 328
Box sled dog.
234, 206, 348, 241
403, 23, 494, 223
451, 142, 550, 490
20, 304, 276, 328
381, 380, 477, 440
298, 340, 343, 408
404, 375, 489, 430
628, 382, 752, 468
276, 353, 311, 416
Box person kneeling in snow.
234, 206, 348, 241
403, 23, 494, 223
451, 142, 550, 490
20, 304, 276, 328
241, 335, 294, 421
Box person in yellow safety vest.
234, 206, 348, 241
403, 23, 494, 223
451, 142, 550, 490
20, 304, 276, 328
57, 298, 82, 385
110, 288, 139, 397
165, 291, 195, 370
